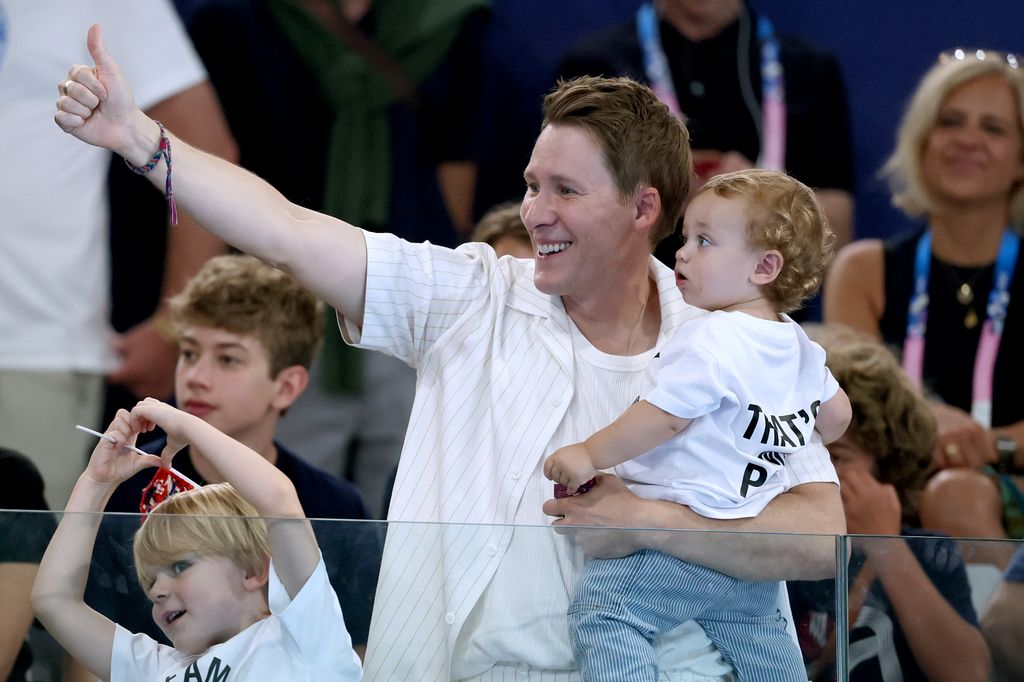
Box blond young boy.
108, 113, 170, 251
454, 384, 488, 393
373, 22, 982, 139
31, 398, 363, 680
544, 169, 852, 681
75, 255, 374, 673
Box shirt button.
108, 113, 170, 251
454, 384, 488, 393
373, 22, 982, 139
486, 544, 498, 555
551, 396, 562, 406
510, 472, 521, 480
445, 612, 456, 624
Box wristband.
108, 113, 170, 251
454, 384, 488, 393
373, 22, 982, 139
123, 120, 178, 226
996, 436, 1017, 473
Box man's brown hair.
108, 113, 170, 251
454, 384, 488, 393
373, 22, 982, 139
542, 76, 692, 245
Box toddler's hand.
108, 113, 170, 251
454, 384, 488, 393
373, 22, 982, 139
544, 444, 599, 495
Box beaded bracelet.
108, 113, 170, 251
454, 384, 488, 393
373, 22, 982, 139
123, 120, 178, 226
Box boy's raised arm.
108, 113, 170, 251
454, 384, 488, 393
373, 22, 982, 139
55, 25, 369, 329
130, 399, 319, 599
31, 411, 163, 681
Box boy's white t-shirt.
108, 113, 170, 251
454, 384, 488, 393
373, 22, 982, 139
616, 311, 840, 519
111, 556, 362, 681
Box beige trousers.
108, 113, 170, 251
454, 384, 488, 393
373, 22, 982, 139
0, 370, 104, 509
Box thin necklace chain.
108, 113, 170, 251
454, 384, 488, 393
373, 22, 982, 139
933, 257, 993, 306
625, 284, 652, 356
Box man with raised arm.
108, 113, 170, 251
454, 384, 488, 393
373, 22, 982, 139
55, 25, 844, 679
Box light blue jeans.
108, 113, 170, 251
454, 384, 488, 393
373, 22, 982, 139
569, 549, 805, 682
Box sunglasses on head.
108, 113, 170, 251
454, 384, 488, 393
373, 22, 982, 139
939, 48, 1019, 69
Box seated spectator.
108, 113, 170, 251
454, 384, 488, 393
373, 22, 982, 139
789, 329, 990, 681
982, 544, 1024, 680
825, 49, 1024, 567
0, 448, 56, 681
557, 0, 855, 270
470, 201, 533, 259
81, 256, 379, 663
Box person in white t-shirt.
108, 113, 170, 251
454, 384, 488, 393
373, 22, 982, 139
30, 399, 362, 682
0, 0, 235, 511
546, 169, 851, 681
54, 26, 849, 677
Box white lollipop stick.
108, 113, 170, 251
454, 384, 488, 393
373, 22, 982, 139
75, 424, 200, 488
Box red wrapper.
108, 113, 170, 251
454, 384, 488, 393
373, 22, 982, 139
140, 467, 199, 514
553, 478, 597, 498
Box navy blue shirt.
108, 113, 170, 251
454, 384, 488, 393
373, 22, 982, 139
788, 529, 978, 681
84, 440, 381, 646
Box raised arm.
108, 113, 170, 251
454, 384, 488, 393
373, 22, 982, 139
107, 80, 237, 399
31, 412, 163, 681
129, 399, 318, 599
55, 25, 368, 328
842, 469, 990, 682
982, 574, 1024, 678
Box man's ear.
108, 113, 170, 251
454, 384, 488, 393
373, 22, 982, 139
633, 186, 662, 235
271, 365, 309, 412
751, 250, 784, 285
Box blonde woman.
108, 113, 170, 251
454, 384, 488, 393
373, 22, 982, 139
825, 50, 1024, 565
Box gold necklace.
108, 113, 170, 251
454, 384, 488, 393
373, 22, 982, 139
625, 285, 652, 355
934, 258, 992, 329
964, 307, 979, 329
956, 282, 974, 306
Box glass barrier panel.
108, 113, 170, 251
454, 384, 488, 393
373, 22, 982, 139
833, 533, 1023, 682
29, 512, 1021, 680
10, 511, 843, 681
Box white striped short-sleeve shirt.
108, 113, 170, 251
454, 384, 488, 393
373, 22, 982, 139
347, 232, 837, 680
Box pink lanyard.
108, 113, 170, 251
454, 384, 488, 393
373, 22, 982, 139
636, 2, 786, 170
903, 230, 1019, 428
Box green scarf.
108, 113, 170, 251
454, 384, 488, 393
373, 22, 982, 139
265, 0, 488, 393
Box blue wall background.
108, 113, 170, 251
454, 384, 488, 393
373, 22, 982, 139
475, 0, 1024, 241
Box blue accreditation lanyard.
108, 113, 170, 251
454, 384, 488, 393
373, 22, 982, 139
636, 2, 786, 170
903, 229, 1020, 428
